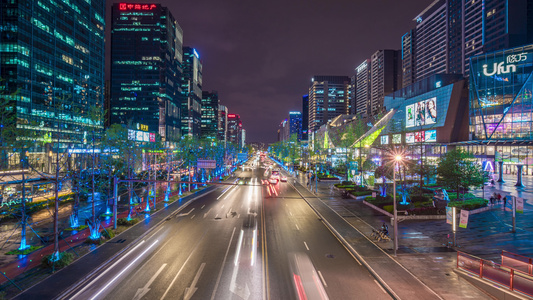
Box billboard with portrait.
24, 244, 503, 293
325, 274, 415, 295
406, 132, 415, 143
425, 97, 437, 124
406, 104, 415, 127
406, 97, 437, 127
381, 135, 389, 145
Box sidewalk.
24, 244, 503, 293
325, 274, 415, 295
291, 171, 524, 299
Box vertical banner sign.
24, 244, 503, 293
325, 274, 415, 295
517, 197, 524, 213
459, 210, 469, 228
446, 207, 453, 225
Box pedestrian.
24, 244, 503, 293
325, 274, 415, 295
497, 193, 502, 203
503, 196, 507, 209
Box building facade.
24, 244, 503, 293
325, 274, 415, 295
467, 44, 533, 175
405, 0, 533, 82
355, 60, 371, 116
217, 104, 228, 144
401, 29, 416, 88
370, 49, 402, 116
289, 111, 303, 141
308, 76, 351, 133
227, 113, 242, 148
302, 94, 309, 141
110, 3, 182, 141
0, 0, 106, 166
181, 47, 202, 138
201, 91, 219, 140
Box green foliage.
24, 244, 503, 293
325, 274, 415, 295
6, 245, 43, 255
101, 229, 115, 239
41, 252, 74, 269
117, 218, 139, 226
437, 149, 488, 199
350, 191, 373, 196
448, 198, 488, 210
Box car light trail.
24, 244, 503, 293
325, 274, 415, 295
89, 239, 159, 300
235, 230, 244, 266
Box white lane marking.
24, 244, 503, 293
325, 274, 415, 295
237, 214, 240, 218
201, 205, 205, 209
184, 263, 206, 300
221, 204, 225, 209
211, 227, 236, 300
374, 279, 387, 294
295, 224, 300, 231
191, 214, 195, 220
234, 230, 244, 266
133, 263, 167, 300
217, 186, 233, 200
318, 270, 328, 288
160, 235, 206, 300
88, 240, 159, 300
71, 240, 147, 298
289, 211, 293, 216
304, 242, 310, 251
215, 214, 219, 219
204, 208, 212, 218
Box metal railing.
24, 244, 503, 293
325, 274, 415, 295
457, 251, 533, 297
501, 250, 533, 275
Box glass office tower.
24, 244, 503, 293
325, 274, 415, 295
0, 0, 105, 168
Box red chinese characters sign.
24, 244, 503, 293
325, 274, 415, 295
119, 3, 157, 10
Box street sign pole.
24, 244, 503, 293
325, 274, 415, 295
512, 196, 516, 233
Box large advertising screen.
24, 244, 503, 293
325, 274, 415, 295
406, 97, 437, 128
406, 132, 415, 143
381, 135, 389, 145
425, 130, 437, 142
415, 131, 425, 142
392, 134, 401, 144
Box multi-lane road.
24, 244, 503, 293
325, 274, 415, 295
66, 156, 391, 300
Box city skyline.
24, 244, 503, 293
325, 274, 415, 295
106, 0, 430, 142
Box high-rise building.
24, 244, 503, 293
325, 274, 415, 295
181, 47, 203, 138
279, 119, 289, 142
217, 104, 228, 144
0, 0, 105, 164
370, 50, 402, 116
404, 0, 533, 82
401, 29, 416, 88
289, 111, 303, 141
110, 3, 182, 141
201, 91, 219, 140
308, 76, 351, 133
355, 60, 371, 116
227, 114, 243, 148
302, 95, 309, 141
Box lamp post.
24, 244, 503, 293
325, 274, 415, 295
393, 154, 402, 257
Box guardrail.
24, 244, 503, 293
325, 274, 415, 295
502, 250, 533, 275
457, 251, 533, 297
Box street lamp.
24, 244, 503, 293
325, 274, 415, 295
393, 154, 402, 257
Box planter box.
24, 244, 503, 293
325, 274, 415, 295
363, 200, 447, 220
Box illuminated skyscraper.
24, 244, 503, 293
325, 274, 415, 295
308, 76, 351, 133
181, 47, 203, 138
110, 3, 183, 141
0, 0, 105, 166
302, 95, 309, 141
227, 114, 243, 148
201, 91, 219, 140
218, 104, 228, 144
403, 0, 533, 81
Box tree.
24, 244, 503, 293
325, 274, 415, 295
437, 148, 487, 199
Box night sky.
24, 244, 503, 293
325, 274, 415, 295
107, 0, 431, 143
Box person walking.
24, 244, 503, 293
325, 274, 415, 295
503, 196, 507, 210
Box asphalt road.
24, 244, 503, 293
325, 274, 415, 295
66, 157, 391, 300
